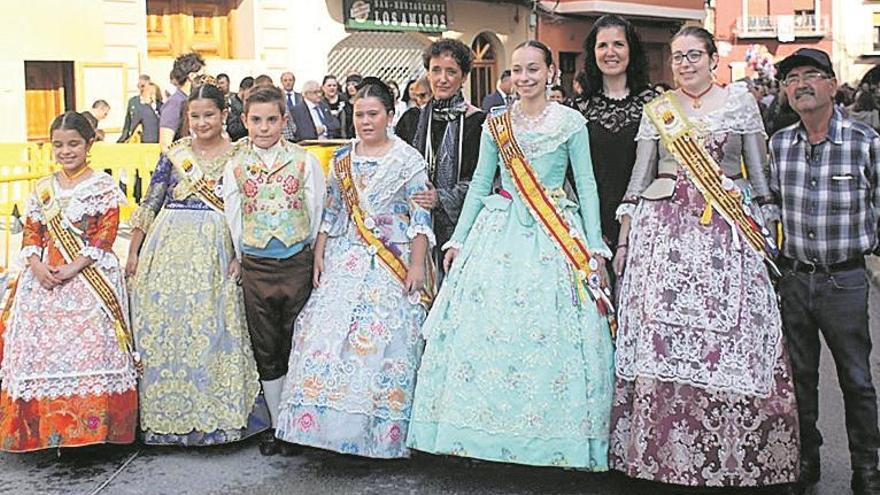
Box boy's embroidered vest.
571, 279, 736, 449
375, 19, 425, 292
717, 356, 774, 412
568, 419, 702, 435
232, 146, 311, 249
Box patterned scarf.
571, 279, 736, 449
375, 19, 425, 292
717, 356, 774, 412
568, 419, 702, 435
413, 93, 468, 183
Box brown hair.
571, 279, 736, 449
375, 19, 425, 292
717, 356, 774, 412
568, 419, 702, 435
244, 85, 287, 115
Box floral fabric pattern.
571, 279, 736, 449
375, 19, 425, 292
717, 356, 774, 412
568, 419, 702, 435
0, 172, 137, 451
275, 138, 433, 459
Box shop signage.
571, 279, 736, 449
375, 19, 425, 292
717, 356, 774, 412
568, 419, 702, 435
344, 0, 448, 32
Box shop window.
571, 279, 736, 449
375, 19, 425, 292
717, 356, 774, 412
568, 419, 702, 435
147, 0, 234, 58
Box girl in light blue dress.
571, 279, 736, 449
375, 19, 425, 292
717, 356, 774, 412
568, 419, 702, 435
406, 41, 615, 469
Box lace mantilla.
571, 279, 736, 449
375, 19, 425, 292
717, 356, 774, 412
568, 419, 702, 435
489, 102, 585, 161
18, 246, 42, 264
55, 173, 126, 222
348, 137, 428, 213
583, 89, 656, 134
636, 82, 766, 141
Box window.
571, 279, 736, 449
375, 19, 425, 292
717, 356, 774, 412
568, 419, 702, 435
874, 13, 880, 51
470, 34, 497, 108
147, 0, 233, 58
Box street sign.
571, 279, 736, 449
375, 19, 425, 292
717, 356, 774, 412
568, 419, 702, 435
343, 0, 448, 33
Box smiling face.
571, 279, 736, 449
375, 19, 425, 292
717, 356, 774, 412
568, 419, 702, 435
322, 78, 339, 99
428, 53, 466, 101
595, 26, 630, 78
353, 96, 391, 145
51, 129, 93, 173
244, 101, 286, 149
511, 45, 554, 102
783, 65, 836, 115
188, 97, 227, 142
670, 35, 717, 92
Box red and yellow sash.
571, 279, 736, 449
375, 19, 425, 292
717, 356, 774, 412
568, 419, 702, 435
486, 110, 616, 333
643, 93, 780, 274
334, 149, 434, 309
35, 178, 137, 359
166, 140, 225, 213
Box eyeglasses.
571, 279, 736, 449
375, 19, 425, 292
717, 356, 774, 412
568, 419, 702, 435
781, 71, 830, 87
671, 50, 706, 65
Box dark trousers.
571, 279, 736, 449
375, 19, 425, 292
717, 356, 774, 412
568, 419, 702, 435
241, 248, 313, 381
778, 266, 880, 470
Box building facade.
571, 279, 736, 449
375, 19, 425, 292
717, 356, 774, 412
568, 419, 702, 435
4, 0, 530, 143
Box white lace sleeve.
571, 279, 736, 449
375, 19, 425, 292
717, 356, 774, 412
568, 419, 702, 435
406, 224, 436, 247
722, 82, 768, 136
65, 174, 126, 222
635, 111, 660, 141
441, 240, 463, 251
78, 245, 118, 270
18, 246, 42, 264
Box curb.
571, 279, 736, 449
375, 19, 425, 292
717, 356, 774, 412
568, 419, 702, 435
868, 255, 880, 288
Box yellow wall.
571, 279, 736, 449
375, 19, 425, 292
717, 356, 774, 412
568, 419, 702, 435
4, 1, 106, 61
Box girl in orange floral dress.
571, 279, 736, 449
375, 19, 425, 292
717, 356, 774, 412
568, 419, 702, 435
0, 112, 138, 452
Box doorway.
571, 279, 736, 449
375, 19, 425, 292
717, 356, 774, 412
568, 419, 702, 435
25, 61, 75, 142
470, 33, 498, 108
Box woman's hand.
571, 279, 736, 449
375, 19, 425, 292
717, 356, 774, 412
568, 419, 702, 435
404, 264, 426, 295
227, 258, 241, 283
594, 256, 609, 288
125, 254, 138, 277
411, 181, 439, 210
443, 247, 460, 273
54, 263, 81, 282
32, 261, 61, 290
612, 245, 628, 278
312, 254, 325, 289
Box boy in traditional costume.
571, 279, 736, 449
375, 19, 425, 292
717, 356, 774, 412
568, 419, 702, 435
223, 86, 325, 456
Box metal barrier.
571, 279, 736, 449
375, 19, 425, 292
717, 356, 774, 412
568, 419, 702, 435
0, 141, 341, 269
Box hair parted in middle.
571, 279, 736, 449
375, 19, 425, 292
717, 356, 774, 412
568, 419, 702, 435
581, 14, 649, 99
188, 83, 227, 111
354, 77, 395, 114
422, 38, 474, 75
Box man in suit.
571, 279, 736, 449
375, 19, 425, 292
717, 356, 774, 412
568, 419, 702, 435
281, 71, 303, 115
480, 69, 513, 112
292, 80, 341, 142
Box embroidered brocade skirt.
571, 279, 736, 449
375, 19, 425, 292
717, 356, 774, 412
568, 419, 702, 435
406, 195, 615, 469
131, 209, 268, 446
610, 176, 800, 487
0, 262, 137, 452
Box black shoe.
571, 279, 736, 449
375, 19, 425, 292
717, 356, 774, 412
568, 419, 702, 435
852, 468, 880, 495
259, 429, 280, 456
278, 440, 302, 457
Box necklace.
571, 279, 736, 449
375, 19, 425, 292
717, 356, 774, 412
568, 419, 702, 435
681, 83, 715, 109
513, 101, 550, 125
61, 165, 90, 181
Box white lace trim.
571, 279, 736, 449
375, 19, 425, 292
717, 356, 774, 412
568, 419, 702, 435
349, 137, 428, 214
60, 174, 127, 222
441, 240, 463, 251
487, 102, 585, 161
18, 246, 42, 264
79, 246, 120, 270
2, 372, 137, 402
25, 193, 44, 222
318, 220, 334, 235
615, 202, 637, 221
406, 224, 436, 247
636, 82, 767, 141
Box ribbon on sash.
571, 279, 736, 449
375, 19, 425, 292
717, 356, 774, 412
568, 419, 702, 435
643, 94, 780, 276
486, 110, 617, 335
35, 178, 139, 363
333, 149, 435, 310
165, 140, 225, 213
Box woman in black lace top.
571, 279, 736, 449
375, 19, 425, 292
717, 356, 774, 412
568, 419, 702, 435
579, 15, 655, 249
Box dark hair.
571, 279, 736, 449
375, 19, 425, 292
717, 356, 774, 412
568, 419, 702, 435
244, 85, 286, 115
514, 40, 554, 69
353, 77, 395, 113
850, 90, 871, 110
422, 38, 473, 75
187, 83, 227, 111
499, 69, 511, 81
253, 74, 273, 87
671, 26, 718, 57
550, 85, 567, 97
92, 99, 110, 110
170, 52, 206, 86
401, 77, 417, 103
50, 111, 96, 142
216, 73, 230, 83
239, 76, 255, 90
581, 14, 650, 98
322, 75, 338, 85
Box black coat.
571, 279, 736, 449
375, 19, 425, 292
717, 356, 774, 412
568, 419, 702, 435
291, 101, 342, 142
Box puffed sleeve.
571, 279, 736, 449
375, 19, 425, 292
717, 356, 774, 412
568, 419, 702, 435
404, 168, 436, 247
128, 155, 172, 232
79, 184, 123, 267
303, 152, 326, 245
445, 128, 498, 249
319, 158, 348, 237
19, 192, 47, 262
569, 127, 612, 258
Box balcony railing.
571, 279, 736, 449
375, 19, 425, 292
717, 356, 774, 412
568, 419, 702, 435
736, 14, 827, 39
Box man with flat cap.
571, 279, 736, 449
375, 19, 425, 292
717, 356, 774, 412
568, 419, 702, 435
769, 47, 880, 495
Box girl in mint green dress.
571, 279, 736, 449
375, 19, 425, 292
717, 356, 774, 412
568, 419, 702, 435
406, 41, 615, 470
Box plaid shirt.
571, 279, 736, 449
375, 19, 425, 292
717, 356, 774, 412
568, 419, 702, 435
769, 109, 880, 265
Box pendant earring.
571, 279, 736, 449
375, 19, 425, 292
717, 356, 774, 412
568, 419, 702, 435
546, 80, 553, 98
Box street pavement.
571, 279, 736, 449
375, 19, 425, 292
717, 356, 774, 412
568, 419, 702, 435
0, 246, 877, 494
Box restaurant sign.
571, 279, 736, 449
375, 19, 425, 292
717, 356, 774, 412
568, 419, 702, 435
344, 0, 448, 33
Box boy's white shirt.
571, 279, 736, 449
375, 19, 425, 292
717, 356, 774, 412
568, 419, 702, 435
222, 139, 326, 261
